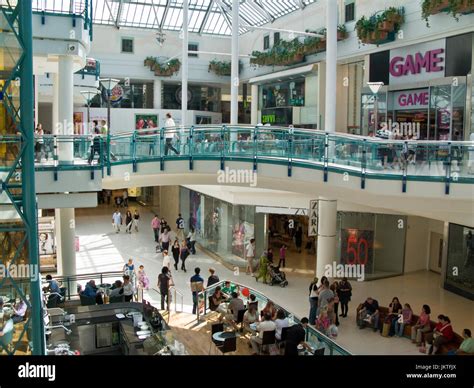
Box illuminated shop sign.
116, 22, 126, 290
261, 108, 293, 125
392, 89, 429, 110
389, 39, 445, 85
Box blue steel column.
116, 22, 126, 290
19, 0, 45, 355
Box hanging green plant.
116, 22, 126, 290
208, 60, 232, 76
422, 0, 473, 26
356, 7, 404, 45
144, 58, 181, 76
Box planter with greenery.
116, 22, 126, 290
422, 0, 473, 26
208, 60, 231, 76
356, 7, 404, 45
144, 58, 181, 76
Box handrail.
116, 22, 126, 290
26, 125, 474, 191
197, 279, 352, 355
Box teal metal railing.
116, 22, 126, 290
197, 280, 352, 355
28, 126, 474, 194
76, 58, 100, 80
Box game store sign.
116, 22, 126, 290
389, 39, 445, 85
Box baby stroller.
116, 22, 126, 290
268, 264, 288, 287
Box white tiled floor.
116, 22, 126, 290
74, 204, 474, 355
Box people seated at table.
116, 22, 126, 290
284, 317, 312, 356
12, 299, 27, 323
250, 312, 276, 355
82, 280, 104, 305
261, 300, 277, 320
358, 297, 380, 332
209, 286, 227, 320
221, 281, 236, 298
227, 292, 244, 322
449, 329, 474, 355
43, 274, 60, 294
243, 303, 260, 334
424, 315, 454, 355
274, 309, 289, 341
109, 280, 123, 298
247, 294, 258, 310
0, 312, 14, 338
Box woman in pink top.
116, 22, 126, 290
411, 304, 431, 345
395, 303, 413, 337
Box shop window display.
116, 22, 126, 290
446, 224, 474, 299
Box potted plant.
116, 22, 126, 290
448, 0, 474, 20
208, 60, 232, 76
144, 56, 155, 67
422, 0, 451, 25
337, 24, 348, 40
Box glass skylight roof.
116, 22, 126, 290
31, 0, 317, 36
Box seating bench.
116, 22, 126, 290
356, 304, 463, 354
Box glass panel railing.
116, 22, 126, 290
198, 280, 352, 355
32, 126, 474, 185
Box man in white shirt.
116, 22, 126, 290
164, 113, 179, 155
112, 209, 122, 233
250, 312, 276, 354
122, 275, 134, 302
162, 250, 171, 269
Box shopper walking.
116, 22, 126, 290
245, 238, 256, 275
133, 209, 140, 232
207, 268, 220, 287
151, 215, 160, 243
160, 218, 168, 234
125, 210, 133, 234
160, 227, 171, 252
162, 250, 172, 270
112, 209, 122, 233
278, 244, 287, 268
122, 275, 134, 302
157, 267, 172, 311
309, 278, 319, 325
338, 277, 352, 318
180, 239, 190, 272
190, 268, 204, 315
164, 113, 179, 155
34, 123, 45, 162
171, 239, 180, 271
187, 227, 196, 254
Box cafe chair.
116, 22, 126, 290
236, 309, 247, 332
79, 293, 96, 306
209, 322, 224, 354
259, 329, 276, 355
278, 326, 290, 349
218, 335, 237, 355
109, 295, 125, 303
313, 347, 325, 356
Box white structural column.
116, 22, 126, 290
54, 56, 77, 286
316, 199, 337, 279
34, 75, 39, 126
57, 55, 74, 161
52, 73, 59, 134
251, 84, 258, 125
181, 0, 189, 127
153, 79, 162, 109
324, 0, 337, 133
230, 0, 239, 126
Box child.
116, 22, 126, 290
278, 244, 287, 268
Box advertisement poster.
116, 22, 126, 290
135, 114, 158, 131
340, 229, 374, 271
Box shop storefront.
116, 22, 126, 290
337, 212, 407, 280
250, 64, 319, 128
445, 223, 474, 300
180, 188, 265, 266
363, 33, 473, 139
162, 83, 222, 113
